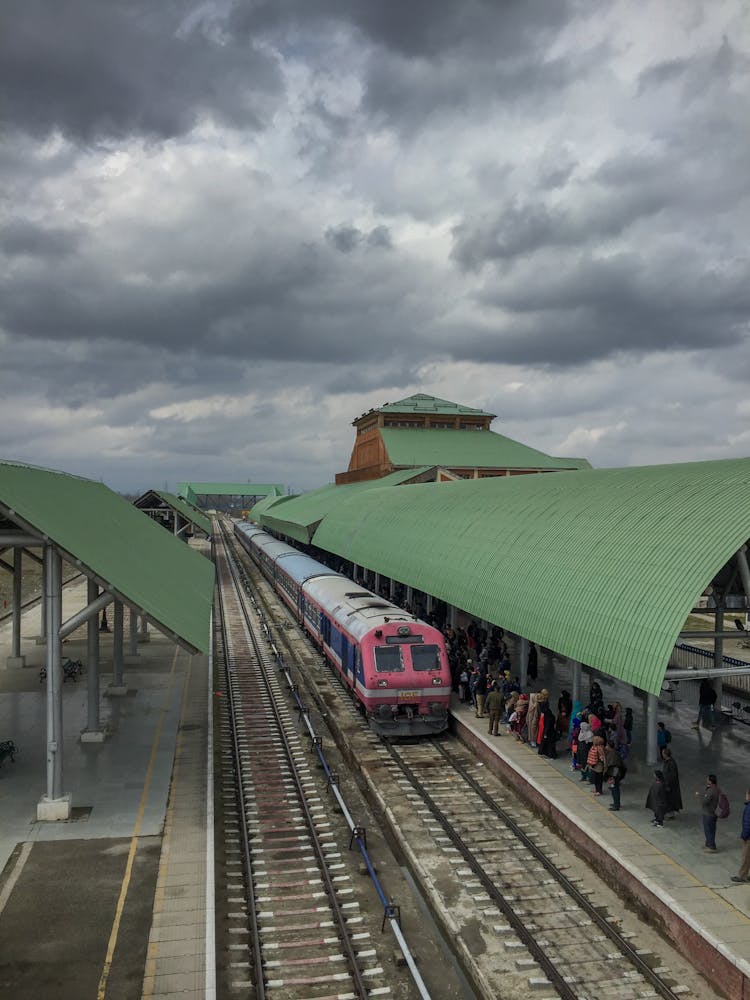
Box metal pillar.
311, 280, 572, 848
39, 554, 47, 641
139, 613, 149, 643
83, 578, 103, 740
448, 605, 457, 628
714, 603, 724, 715
389, 578, 396, 600
571, 660, 582, 705
374, 572, 381, 595
37, 545, 71, 819
406, 586, 414, 609
518, 636, 529, 688
646, 691, 658, 765
8, 548, 25, 667
128, 607, 138, 658
112, 601, 125, 690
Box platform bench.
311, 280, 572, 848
0, 740, 18, 767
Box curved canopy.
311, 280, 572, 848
312, 458, 750, 694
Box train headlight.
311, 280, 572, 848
432, 677, 442, 685
377, 679, 388, 687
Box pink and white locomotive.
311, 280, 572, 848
234, 522, 450, 736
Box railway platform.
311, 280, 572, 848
450, 654, 750, 1000
0, 579, 213, 1000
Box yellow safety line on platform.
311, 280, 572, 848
141, 654, 195, 998
0, 841, 33, 917
96, 647, 181, 1000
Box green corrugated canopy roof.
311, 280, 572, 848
380, 427, 587, 470
155, 491, 211, 536
311, 459, 750, 695
248, 492, 295, 522
259, 469, 432, 544
0, 462, 214, 653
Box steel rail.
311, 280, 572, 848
429, 738, 685, 1000
213, 566, 266, 1000
384, 739, 579, 1000
217, 527, 371, 1000
222, 518, 434, 1000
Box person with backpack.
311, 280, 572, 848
656, 721, 672, 751
702, 774, 720, 852
731, 788, 750, 884
646, 770, 668, 828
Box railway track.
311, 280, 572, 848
381, 738, 693, 1000
213, 524, 431, 1000
225, 517, 706, 1000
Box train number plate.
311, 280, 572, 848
398, 690, 419, 700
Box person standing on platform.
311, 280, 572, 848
474, 668, 487, 719
526, 691, 541, 748
605, 741, 626, 811
587, 735, 606, 795
656, 721, 671, 752
694, 679, 717, 730
731, 789, 750, 883
702, 774, 720, 852
486, 683, 505, 737
646, 771, 667, 828
660, 747, 682, 819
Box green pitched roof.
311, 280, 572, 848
378, 393, 495, 418
259, 469, 432, 544
155, 491, 211, 535
0, 462, 214, 653
380, 427, 585, 470
311, 459, 750, 695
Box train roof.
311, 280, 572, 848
304, 575, 430, 643
275, 552, 341, 587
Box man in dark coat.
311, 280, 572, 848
661, 747, 683, 818
538, 704, 557, 758
645, 771, 668, 828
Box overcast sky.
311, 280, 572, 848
1, 1, 748, 494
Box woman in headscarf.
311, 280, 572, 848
538, 702, 558, 758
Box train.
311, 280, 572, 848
233, 521, 451, 737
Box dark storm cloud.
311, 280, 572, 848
462, 250, 750, 367
230, 0, 574, 60
0, 219, 82, 258
325, 223, 393, 252
0, 0, 281, 142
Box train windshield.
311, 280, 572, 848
374, 646, 404, 672
411, 644, 441, 671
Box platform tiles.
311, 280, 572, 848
0, 589, 214, 999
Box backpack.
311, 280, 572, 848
716, 791, 730, 820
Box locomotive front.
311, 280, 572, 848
360, 620, 450, 736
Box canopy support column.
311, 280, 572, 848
38, 546, 71, 820
139, 614, 150, 643
82, 578, 105, 743
36, 554, 48, 644
713, 601, 724, 717
518, 636, 529, 689
108, 601, 127, 696
646, 691, 658, 765
127, 607, 139, 661
570, 660, 582, 705
7, 548, 25, 668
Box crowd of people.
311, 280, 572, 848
442, 621, 750, 880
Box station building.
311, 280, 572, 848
335, 393, 589, 484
